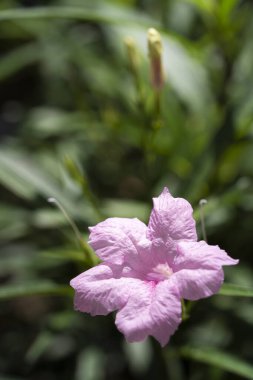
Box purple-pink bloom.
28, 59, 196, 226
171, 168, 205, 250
70, 188, 238, 346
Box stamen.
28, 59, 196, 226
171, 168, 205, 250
152, 263, 173, 280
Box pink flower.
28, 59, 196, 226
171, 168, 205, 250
70, 188, 238, 346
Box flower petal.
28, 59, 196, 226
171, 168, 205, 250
115, 279, 181, 346
150, 280, 182, 346
70, 264, 145, 316
88, 217, 147, 265
173, 241, 239, 300
174, 267, 224, 300
174, 240, 239, 271
147, 187, 197, 243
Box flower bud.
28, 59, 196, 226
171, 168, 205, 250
147, 28, 164, 90
124, 36, 139, 77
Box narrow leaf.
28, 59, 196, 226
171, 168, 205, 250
0, 6, 156, 27
0, 148, 89, 219
0, 44, 39, 81
180, 347, 253, 380
0, 282, 73, 300
218, 283, 253, 297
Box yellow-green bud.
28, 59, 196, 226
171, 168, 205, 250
124, 36, 139, 75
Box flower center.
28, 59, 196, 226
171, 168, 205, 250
146, 263, 173, 282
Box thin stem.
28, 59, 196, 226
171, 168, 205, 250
48, 197, 82, 242
64, 157, 104, 222
48, 197, 96, 265
181, 299, 190, 321
154, 89, 161, 120
199, 199, 208, 242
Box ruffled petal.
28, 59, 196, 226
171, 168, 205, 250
173, 267, 224, 300
173, 241, 239, 300
147, 187, 197, 244
150, 280, 182, 346
70, 264, 145, 316
88, 217, 147, 265
115, 279, 181, 346
174, 241, 239, 271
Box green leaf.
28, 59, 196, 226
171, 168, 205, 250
0, 44, 40, 81
0, 282, 73, 300
0, 148, 67, 201
76, 349, 105, 380
0, 5, 156, 27
0, 153, 36, 200
102, 199, 149, 221
0, 5, 212, 112
26, 331, 54, 363
180, 347, 253, 379
0, 147, 91, 220
218, 283, 253, 297
219, 0, 240, 20
182, 0, 214, 13
0, 204, 29, 240
41, 248, 87, 263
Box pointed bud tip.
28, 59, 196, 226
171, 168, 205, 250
147, 28, 162, 55
162, 187, 169, 194
148, 28, 160, 39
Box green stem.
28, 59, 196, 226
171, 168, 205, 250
48, 197, 96, 266
64, 157, 104, 222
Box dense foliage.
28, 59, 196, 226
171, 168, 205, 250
1, 0, 253, 379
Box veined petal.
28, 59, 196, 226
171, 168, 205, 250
147, 187, 197, 244
174, 241, 239, 271
150, 280, 182, 346
115, 281, 153, 343
88, 217, 147, 265
173, 267, 224, 300
70, 264, 145, 316
173, 241, 239, 300
115, 279, 181, 347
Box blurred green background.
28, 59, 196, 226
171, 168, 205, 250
1, 0, 253, 379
